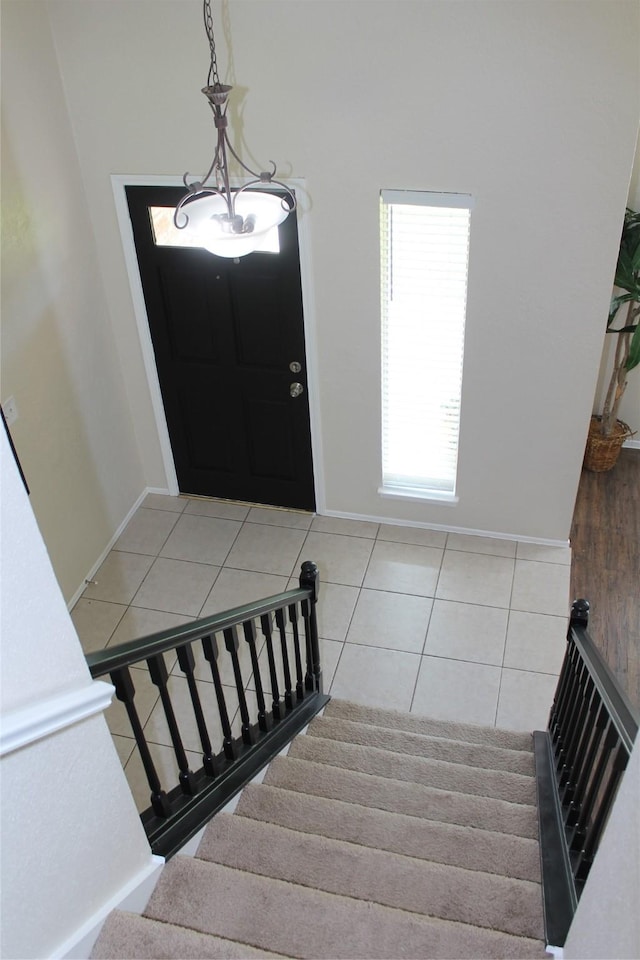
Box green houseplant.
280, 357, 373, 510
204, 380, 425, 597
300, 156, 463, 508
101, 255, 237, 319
584, 207, 640, 471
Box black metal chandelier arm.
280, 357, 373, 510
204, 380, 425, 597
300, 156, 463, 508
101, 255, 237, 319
233, 178, 297, 213
214, 127, 235, 204
181, 142, 222, 194
173, 185, 220, 230
200, 124, 296, 214
222, 134, 275, 183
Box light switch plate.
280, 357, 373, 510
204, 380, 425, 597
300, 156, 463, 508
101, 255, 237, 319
2, 396, 18, 426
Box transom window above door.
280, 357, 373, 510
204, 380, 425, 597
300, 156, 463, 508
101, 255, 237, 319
149, 206, 281, 254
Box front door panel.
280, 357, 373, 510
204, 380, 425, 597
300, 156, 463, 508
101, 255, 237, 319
126, 185, 315, 511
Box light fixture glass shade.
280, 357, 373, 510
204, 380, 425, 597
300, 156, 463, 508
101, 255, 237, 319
179, 191, 290, 258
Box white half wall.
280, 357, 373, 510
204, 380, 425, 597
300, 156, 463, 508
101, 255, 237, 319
564, 737, 640, 959
0, 426, 153, 959
47, 0, 640, 541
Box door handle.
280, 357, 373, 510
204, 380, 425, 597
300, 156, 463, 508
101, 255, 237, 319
290, 382, 304, 398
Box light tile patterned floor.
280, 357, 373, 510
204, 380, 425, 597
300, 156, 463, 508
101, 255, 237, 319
72, 495, 571, 811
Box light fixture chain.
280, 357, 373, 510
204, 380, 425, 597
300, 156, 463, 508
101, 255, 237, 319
203, 0, 220, 88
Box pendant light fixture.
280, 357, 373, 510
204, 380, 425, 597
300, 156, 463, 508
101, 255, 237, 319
173, 0, 295, 258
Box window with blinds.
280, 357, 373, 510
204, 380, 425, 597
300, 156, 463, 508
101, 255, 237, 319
380, 190, 472, 500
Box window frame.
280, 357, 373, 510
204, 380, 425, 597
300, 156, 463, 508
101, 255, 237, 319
379, 189, 473, 504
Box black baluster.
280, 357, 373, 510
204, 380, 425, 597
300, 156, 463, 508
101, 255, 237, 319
111, 666, 170, 817
243, 619, 270, 733
224, 625, 255, 745
551, 638, 580, 747
549, 639, 573, 736
261, 613, 282, 721
565, 699, 608, 828
300, 561, 322, 694
202, 634, 236, 760
289, 602, 305, 701
176, 642, 218, 777
555, 601, 589, 762
557, 658, 589, 785
275, 607, 294, 710
570, 721, 618, 852
147, 653, 198, 797
554, 643, 582, 766
560, 675, 596, 803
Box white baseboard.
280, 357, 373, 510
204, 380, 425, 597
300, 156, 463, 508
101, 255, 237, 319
623, 437, 639, 450
67, 489, 573, 618
321, 507, 570, 548
56, 855, 164, 960
67, 487, 170, 610
545, 945, 564, 958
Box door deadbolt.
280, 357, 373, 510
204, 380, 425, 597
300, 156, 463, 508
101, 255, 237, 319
289, 361, 302, 373
290, 382, 304, 398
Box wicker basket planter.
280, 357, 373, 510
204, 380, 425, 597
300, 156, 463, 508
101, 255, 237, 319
583, 416, 634, 472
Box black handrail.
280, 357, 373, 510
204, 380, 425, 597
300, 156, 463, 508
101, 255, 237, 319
87, 560, 329, 858
534, 599, 638, 947
87, 588, 311, 678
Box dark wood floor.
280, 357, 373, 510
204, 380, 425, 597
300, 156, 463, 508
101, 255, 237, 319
570, 447, 640, 712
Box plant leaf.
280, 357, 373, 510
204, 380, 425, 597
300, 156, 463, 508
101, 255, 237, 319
618, 248, 634, 276
625, 324, 640, 372
609, 208, 640, 329
613, 207, 640, 293
608, 292, 635, 327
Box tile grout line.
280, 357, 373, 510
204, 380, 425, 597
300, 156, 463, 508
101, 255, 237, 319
325, 527, 375, 699
492, 555, 518, 727
408, 535, 450, 713
409, 587, 440, 714
108, 499, 199, 770
80, 496, 567, 741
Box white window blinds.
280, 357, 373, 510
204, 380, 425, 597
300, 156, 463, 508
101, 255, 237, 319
380, 190, 472, 498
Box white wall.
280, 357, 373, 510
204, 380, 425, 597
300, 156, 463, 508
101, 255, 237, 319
564, 737, 640, 959
0, 426, 153, 960
1, 0, 145, 602
47, 0, 639, 541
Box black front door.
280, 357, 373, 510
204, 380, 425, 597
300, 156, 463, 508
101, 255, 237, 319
126, 185, 315, 511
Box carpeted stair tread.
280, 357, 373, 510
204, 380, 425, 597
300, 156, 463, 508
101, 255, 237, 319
264, 755, 538, 837
325, 699, 535, 753
306, 714, 536, 775
144, 855, 547, 959
236, 782, 541, 882
94, 699, 548, 959
197, 812, 544, 939
91, 911, 285, 959
288, 730, 537, 805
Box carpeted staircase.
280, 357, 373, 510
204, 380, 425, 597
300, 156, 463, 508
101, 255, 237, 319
92, 699, 550, 959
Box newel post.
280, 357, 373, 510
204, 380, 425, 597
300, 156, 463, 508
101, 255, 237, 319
300, 560, 322, 694
570, 599, 590, 631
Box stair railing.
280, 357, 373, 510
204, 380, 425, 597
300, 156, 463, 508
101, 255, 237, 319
534, 599, 639, 948
86, 560, 329, 859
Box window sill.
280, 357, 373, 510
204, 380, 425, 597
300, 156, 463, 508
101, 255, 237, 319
378, 486, 459, 505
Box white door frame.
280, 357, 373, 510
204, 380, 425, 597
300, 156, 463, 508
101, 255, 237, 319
111, 174, 325, 510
